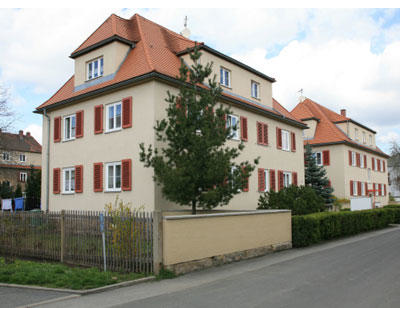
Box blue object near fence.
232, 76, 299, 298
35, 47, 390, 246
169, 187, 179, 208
14, 197, 24, 211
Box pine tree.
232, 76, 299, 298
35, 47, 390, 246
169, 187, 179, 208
304, 143, 334, 205
25, 166, 41, 210
14, 184, 22, 198
140, 46, 258, 214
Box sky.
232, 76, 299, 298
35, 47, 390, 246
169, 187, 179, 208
0, 7, 400, 153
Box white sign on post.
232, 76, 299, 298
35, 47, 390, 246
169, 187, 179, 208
350, 197, 373, 211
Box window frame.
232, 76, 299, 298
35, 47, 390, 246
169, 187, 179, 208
105, 161, 122, 192
355, 128, 359, 142
264, 169, 270, 192
361, 182, 366, 196
369, 135, 372, 146
315, 152, 323, 166
19, 172, 27, 182
360, 155, 364, 168
281, 130, 291, 151
362, 132, 366, 144
220, 67, 231, 88
19, 154, 26, 162
87, 56, 104, 81
353, 181, 358, 196
251, 81, 260, 99
62, 167, 75, 194
283, 172, 292, 188
226, 114, 240, 141
352, 152, 356, 167
2, 152, 10, 161
105, 102, 122, 133
63, 114, 76, 141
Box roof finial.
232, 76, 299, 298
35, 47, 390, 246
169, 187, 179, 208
298, 88, 306, 102
180, 16, 191, 39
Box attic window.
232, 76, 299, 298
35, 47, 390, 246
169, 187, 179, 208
87, 57, 104, 80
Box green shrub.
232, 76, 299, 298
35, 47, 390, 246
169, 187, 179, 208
292, 208, 400, 247
258, 185, 325, 215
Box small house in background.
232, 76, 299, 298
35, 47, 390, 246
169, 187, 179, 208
0, 129, 42, 192
291, 97, 389, 207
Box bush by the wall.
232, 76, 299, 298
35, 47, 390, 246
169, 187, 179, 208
292, 208, 400, 248
258, 185, 325, 215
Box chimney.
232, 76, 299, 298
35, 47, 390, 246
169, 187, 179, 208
340, 109, 347, 117
26, 132, 31, 137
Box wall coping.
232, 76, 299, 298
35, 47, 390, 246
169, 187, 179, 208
163, 209, 291, 220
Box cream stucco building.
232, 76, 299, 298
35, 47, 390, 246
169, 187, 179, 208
35, 13, 307, 212
291, 98, 389, 206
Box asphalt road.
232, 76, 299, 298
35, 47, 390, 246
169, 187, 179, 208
9, 226, 400, 308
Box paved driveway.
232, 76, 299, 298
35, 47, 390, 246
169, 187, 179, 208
11, 226, 400, 308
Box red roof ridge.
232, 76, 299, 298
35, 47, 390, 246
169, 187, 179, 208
134, 14, 155, 71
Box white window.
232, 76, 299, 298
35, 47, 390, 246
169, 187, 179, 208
106, 162, 121, 192
106, 102, 122, 132
355, 128, 359, 141
226, 114, 239, 140
380, 184, 384, 196
63, 168, 75, 194
251, 81, 259, 99
281, 130, 290, 151
19, 154, 26, 162
352, 152, 356, 167
374, 183, 378, 196
369, 135, 372, 146
264, 169, 270, 192
64, 114, 76, 141
283, 172, 292, 188
220, 67, 231, 87
19, 172, 27, 182
362, 132, 366, 144
353, 181, 358, 196
2, 152, 10, 161
360, 155, 364, 168
315, 152, 322, 166
361, 183, 366, 196
87, 57, 104, 80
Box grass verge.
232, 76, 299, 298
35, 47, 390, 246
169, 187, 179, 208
0, 257, 145, 290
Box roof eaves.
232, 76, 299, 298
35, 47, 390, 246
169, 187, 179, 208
333, 119, 376, 134
301, 117, 321, 123
177, 44, 276, 83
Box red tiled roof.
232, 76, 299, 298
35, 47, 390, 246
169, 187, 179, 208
37, 14, 295, 127
290, 98, 388, 157
0, 131, 42, 154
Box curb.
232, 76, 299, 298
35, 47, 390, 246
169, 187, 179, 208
0, 276, 156, 296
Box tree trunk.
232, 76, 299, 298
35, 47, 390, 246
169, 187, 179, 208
192, 199, 197, 215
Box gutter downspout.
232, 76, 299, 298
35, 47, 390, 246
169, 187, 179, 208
43, 108, 50, 213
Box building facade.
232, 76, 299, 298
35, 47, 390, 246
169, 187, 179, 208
291, 98, 389, 206
0, 130, 42, 191
36, 14, 307, 212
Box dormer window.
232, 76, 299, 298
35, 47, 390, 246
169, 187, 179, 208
251, 81, 260, 99
87, 57, 104, 80
220, 67, 231, 88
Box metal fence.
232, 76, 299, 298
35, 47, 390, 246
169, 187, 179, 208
0, 210, 153, 274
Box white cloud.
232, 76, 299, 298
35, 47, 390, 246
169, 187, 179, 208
24, 123, 42, 144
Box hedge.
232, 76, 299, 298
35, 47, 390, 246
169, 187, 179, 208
292, 207, 400, 248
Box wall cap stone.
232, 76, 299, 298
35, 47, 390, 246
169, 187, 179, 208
163, 209, 291, 220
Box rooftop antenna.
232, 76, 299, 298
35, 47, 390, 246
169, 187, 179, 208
180, 15, 191, 38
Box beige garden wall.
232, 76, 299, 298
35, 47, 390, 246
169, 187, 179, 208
162, 210, 292, 267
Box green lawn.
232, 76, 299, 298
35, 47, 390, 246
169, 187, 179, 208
0, 257, 144, 290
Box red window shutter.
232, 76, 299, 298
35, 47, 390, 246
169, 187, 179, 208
378, 184, 382, 196
383, 161, 386, 172
372, 158, 375, 170
122, 96, 133, 128
94, 105, 103, 134
291, 132, 296, 152
323, 150, 330, 166
276, 127, 282, 149
121, 159, 132, 191
257, 122, 263, 144
328, 179, 332, 187
364, 155, 367, 168
350, 180, 354, 196
293, 172, 298, 186
258, 168, 265, 192
377, 159, 381, 171
54, 116, 61, 142
357, 181, 362, 196
278, 170, 284, 191
270, 169, 276, 192
242, 167, 249, 192
357, 153, 361, 167
75, 110, 84, 138
263, 123, 268, 145
93, 163, 103, 192
240, 116, 248, 141
348, 150, 352, 166
53, 168, 60, 194
384, 184, 387, 196
75, 165, 83, 193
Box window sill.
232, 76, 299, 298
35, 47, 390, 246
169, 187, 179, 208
85, 75, 103, 82
251, 96, 261, 101
62, 192, 75, 195
104, 189, 122, 193
104, 128, 122, 134
62, 138, 76, 143
220, 84, 232, 90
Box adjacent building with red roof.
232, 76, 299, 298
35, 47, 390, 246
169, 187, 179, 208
36, 13, 307, 212
291, 97, 389, 206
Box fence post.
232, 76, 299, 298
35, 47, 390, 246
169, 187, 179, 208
60, 210, 65, 263
152, 210, 163, 275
